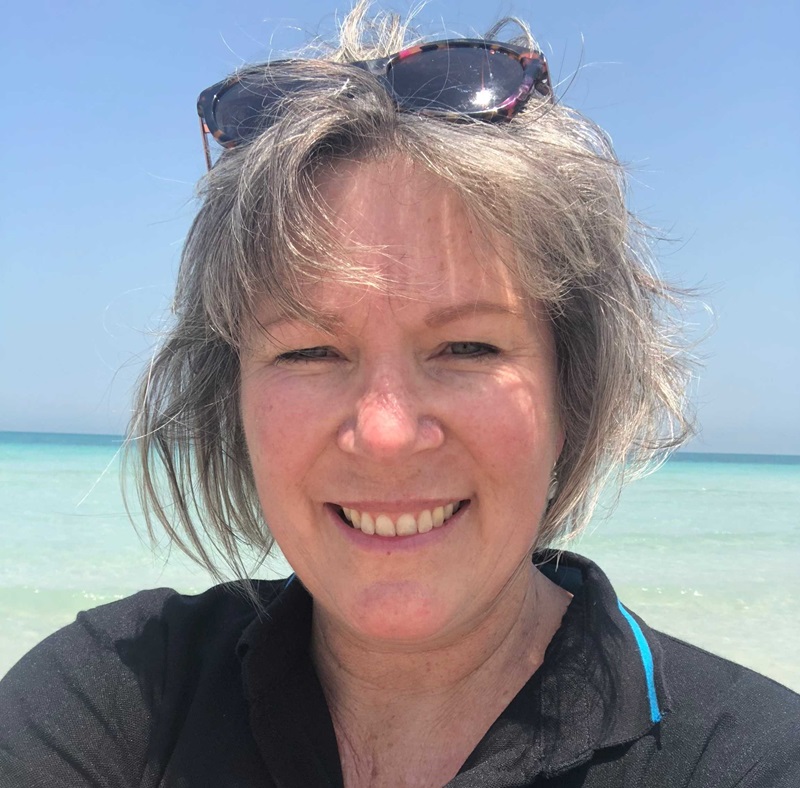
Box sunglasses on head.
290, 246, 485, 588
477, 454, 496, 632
197, 39, 552, 169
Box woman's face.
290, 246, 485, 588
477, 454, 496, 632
240, 158, 563, 647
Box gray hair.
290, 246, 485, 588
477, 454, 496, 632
125, 1, 694, 584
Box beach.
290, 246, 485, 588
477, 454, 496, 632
1, 431, 798, 691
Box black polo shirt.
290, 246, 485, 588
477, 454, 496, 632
1, 552, 798, 787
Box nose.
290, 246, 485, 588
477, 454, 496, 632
337, 363, 444, 460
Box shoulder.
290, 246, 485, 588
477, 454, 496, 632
653, 630, 800, 786
543, 553, 800, 787
0, 580, 284, 785
658, 629, 800, 729
3, 580, 279, 689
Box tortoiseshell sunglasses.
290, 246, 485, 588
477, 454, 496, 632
197, 39, 552, 169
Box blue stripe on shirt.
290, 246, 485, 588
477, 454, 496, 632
617, 599, 662, 724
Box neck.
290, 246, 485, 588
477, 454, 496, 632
311, 564, 570, 724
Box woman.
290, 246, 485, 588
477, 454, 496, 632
1, 4, 797, 786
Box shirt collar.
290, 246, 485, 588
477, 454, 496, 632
452, 551, 670, 783
236, 552, 670, 786
237, 576, 345, 787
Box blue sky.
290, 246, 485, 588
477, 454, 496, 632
1, 0, 797, 454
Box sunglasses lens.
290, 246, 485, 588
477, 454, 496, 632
386, 46, 523, 114
213, 79, 282, 142
213, 75, 307, 142
203, 45, 540, 153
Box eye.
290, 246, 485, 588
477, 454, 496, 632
274, 346, 339, 363
443, 342, 500, 358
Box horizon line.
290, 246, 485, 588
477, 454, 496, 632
0, 429, 797, 460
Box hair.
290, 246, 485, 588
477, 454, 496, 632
124, 0, 694, 586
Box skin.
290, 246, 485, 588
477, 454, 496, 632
240, 157, 572, 786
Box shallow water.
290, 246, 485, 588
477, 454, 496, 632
1, 432, 798, 691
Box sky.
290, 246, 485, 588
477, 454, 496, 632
1, 0, 798, 454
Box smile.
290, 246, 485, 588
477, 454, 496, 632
334, 500, 469, 536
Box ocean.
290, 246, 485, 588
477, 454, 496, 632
1, 431, 798, 691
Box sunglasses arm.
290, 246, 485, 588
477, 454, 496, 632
200, 116, 213, 172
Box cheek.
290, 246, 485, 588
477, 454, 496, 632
241, 380, 307, 482
242, 370, 319, 433
460, 374, 560, 468
240, 372, 344, 500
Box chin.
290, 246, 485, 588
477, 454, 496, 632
346, 581, 458, 644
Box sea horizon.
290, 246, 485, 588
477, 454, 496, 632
1, 429, 798, 464
1, 428, 798, 690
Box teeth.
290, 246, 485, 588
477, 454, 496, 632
375, 515, 396, 536
417, 509, 433, 534
360, 512, 375, 535
395, 513, 417, 536
340, 501, 463, 537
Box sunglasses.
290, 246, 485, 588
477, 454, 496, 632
197, 39, 552, 169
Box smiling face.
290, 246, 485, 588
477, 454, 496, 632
240, 157, 563, 647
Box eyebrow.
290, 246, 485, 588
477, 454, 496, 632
261, 300, 523, 334
257, 313, 344, 334
424, 300, 524, 328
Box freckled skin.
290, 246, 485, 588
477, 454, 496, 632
240, 157, 564, 650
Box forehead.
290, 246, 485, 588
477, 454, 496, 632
305, 156, 522, 308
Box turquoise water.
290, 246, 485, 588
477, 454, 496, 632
1, 431, 798, 690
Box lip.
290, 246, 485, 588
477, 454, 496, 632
334, 499, 464, 515
324, 501, 469, 553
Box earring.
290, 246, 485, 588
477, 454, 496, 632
546, 472, 559, 501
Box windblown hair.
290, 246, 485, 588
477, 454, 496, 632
125, 1, 694, 584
